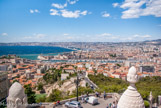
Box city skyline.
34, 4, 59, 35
0, 0, 161, 42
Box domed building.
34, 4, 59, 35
117, 66, 145, 108
7, 82, 28, 108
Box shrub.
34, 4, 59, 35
144, 100, 150, 108
46, 89, 62, 102
36, 94, 46, 103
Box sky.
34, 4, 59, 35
0, 0, 161, 42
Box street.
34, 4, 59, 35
80, 71, 98, 89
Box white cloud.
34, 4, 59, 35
24, 36, 33, 39
102, 12, 110, 17
113, 3, 119, 7
133, 34, 151, 38
50, 9, 60, 15
110, 36, 118, 39
44, 33, 122, 42
81, 10, 88, 15
50, 9, 90, 18
120, 36, 137, 41
2, 33, 8, 36
23, 34, 47, 42
51, 0, 79, 9
63, 33, 69, 36
30, 9, 40, 13
68, 0, 79, 5
127, 37, 133, 40
24, 34, 46, 40
100, 33, 112, 37
51, 2, 67, 9
120, 0, 161, 19
120, 34, 152, 42
141, 0, 161, 17
102, 13, 110, 17
35, 9, 39, 13
34, 34, 46, 38
96, 33, 120, 41
126, 34, 151, 42
50, 0, 90, 18
60, 10, 88, 18
30, 9, 34, 13
142, 35, 151, 38
66, 36, 73, 39
133, 34, 140, 37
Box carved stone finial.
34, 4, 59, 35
127, 66, 138, 84
7, 82, 28, 108
117, 66, 145, 108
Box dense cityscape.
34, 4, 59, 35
1, 0, 161, 107
0, 40, 161, 108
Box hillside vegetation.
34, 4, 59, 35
88, 74, 128, 93
88, 74, 161, 102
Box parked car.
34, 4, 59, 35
84, 96, 98, 105
65, 101, 82, 108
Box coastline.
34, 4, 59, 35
0, 46, 75, 60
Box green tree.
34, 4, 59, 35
86, 82, 88, 87
72, 87, 94, 96
12, 79, 19, 84
24, 84, 36, 104
88, 74, 128, 93
136, 76, 161, 101
46, 89, 62, 102
116, 64, 121, 67
109, 54, 116, 57
93, 69, 97, 75
138, 90, 149, 99
37, 83, 43, 91
43, 68, 62, 84
89, 75, 161, 102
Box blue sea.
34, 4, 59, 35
0, 46, 73, 60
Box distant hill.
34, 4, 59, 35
0, 39, 161, 46
144, 39, 161, 45
144, 39, 161, 42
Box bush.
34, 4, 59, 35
46, 89, 62, 102
24, 84, 36, 104
37, 83, 43, 91
72, 87, 94, 96
36, 94, 46, 103
144, 100, 150, 108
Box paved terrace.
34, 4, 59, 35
43, 93, 117, 108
